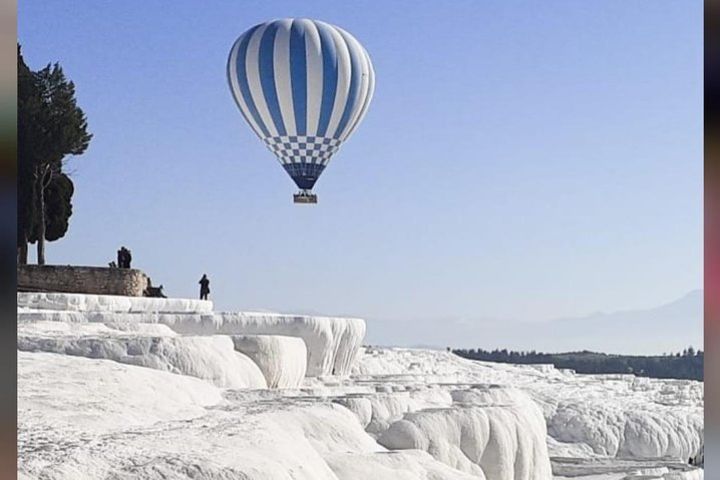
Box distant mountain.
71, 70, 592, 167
543, 290, 702, 355
368, 291, 703, 356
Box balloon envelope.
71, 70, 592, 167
227, 19, 375, 192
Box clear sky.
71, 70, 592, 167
18, 1, 702, 347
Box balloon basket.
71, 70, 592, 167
293, 191, 317, 204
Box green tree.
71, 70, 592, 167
18, 45, 38, 264
42, 173, 74, 241
17, 45, 92, 264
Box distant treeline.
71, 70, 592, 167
452, 347, 703, 381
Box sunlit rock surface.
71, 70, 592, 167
232, 335, 307, 388
173, 312, 366, 376
18, 327, 267, 389
326, 450, 482, 480
17, 294, 703, 480
18, 291, 213, 313
355, 348, 703, 480
18, 293, 365, 377
378, 386, 552, 480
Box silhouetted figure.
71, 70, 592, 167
199, 274, 210, 300
144, 277, 166, 298
117, 246, 132, 268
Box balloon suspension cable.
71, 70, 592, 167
293, 190, 317, 204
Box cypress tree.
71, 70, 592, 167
17, 44, 91, 264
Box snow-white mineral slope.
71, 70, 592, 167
18, 292, 214, 314
18, 293, 703, 480
353, 348, 703, 479
232, 335, 307, 388
17, 293, 364, 377
18, 325, 267, 389
181, 311, 366, 376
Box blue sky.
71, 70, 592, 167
19, 1, 702, 347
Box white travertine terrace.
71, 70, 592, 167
232, 335, 307, 388
17, 294, 703, 480
17, 293, 366, 377
18, 292, 214, 313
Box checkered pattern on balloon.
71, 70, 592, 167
263, 135, 342, 190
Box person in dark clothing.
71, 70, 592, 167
199, 274, 210, 300
117, 246, 133, 268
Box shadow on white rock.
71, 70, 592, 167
378, 386, 552, 480
232, 335, 307, 388
18, 334, 267, 389
18, 292, 213, 314
547, 401, 703, 461
327, 450, 484, 480
333, 387, 454, 437
18, 351, 222, 437
163, 312, 365, 377
18, 294, 367, 379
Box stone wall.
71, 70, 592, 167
18, 265, 150, 297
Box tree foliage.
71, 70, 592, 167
42, 173, 74, 242
18, 45, 38, 256
453, 347, 703, 381
17, 44, 91, 264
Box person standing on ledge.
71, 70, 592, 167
117, 246, 132, 268
199, 274, 210, 300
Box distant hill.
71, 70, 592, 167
543, 290, 702, 355
367, 291, 703, 356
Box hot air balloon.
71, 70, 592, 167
227, 19, 375, 203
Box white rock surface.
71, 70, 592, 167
18, 351, 222, 436
19, 355, 380, 480
18, 319, 178, 337
379, 386, 552, 480
332, 387, 454, 437
19, 343, 704, 480
232, 335, 307, 388
19, 332, 267, 389
18, 292, 213, 313
19, 296, 366, 378
357, 391, 411, 435
354, 348, 704, 464
17, 308, 208, 325
160, 311, 366, 376
552, 458, 703, 480
326, 450, 482, 480
17, 296, 703, 480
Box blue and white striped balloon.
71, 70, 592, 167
227, 19, 375, 193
